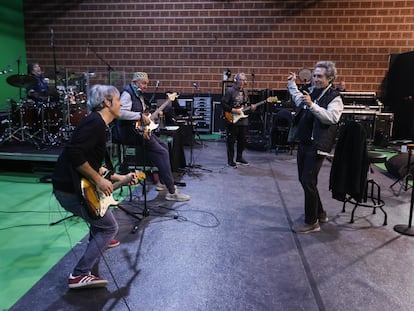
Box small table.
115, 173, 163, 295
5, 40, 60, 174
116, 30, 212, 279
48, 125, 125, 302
394, 144, 414, 236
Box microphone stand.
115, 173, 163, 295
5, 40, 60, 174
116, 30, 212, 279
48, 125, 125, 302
150, 81, 159, 104
15, 57, 22, 100
88, 44, 115, 84
185, 85, 211, 173
50, 29, 58, 92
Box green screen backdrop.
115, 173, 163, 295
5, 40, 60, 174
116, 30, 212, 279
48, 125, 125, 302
0, 0, 26, 111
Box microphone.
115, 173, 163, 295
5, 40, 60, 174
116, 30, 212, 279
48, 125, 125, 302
50, 28, 54, 47
155, 80, 160, 88
192, 82, 198, 90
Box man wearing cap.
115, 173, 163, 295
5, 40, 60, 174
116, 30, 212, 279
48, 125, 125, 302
115, 72, 190, 202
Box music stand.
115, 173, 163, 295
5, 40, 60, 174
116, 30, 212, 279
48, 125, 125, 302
184, 97, 211, 172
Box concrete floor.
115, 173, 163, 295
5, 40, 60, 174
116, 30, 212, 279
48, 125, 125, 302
10, 140, 414, 311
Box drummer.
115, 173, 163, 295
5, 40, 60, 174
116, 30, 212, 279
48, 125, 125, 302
26, 62, 50, 100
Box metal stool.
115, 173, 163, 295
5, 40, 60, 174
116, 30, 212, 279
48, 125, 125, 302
342, 151, 388, 225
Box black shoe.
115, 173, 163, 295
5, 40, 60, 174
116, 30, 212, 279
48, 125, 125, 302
318, 211, 329, 223
236, 158, 249, 166
228, 161, 237, 168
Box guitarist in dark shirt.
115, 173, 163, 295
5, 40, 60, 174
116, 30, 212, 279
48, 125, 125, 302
221, 72, 257, 167
52, 84, 139, 289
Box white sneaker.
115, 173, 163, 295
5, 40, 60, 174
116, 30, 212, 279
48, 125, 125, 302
155, 181, 167, 191
165, 187, 190, 202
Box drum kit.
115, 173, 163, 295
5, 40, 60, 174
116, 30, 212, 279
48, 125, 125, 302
0, 73, 89, 148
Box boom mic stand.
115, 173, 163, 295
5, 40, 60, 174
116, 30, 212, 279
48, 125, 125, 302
87, 42, 115, 85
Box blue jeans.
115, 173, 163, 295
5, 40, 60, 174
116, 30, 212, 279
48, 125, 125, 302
54, 190, 118, 276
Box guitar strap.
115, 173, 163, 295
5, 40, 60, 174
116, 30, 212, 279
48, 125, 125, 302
104, 150, 115, 177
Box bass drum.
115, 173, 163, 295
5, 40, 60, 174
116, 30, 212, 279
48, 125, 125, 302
20, 99, 39, 130
44, 102, 63, 133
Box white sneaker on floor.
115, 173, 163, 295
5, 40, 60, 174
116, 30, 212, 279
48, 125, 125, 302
155, 181, 167, 191
165, 187, 190, 202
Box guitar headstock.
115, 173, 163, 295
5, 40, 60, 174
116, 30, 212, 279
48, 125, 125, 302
166, 92, 180, 102
266, 96, 280, 103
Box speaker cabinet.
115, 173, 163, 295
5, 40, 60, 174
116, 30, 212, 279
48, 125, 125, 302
212, 102, 226, 133
374, 113, 394, 146
340, 112, 376, 140
193, 97, 212, 133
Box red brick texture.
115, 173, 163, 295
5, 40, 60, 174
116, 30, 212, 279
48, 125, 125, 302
23, 0, 414, 96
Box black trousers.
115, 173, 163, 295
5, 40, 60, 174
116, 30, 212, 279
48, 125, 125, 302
226, 124, 248, 162
297, 143, 326, 224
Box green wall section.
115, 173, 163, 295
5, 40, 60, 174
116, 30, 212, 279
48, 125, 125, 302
0, 0, 27, 110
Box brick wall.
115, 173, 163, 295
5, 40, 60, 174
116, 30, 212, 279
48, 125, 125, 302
23, 0, 414, 98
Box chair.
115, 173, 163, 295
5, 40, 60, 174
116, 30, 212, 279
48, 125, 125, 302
330, 121, 387, 225
271, 109, 293, 154
117, 143, 158, 175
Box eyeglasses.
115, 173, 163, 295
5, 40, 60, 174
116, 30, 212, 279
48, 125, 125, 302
312, 74, 324, 78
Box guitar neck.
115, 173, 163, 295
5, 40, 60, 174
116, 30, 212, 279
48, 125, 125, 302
151, 98, 171, 120
110, 170, 143, 191
111, 176, 134, 191
242, 99, 267, 112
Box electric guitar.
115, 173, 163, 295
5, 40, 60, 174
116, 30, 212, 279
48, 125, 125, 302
224, 96, 279, 124
136, 92, 179, 139
81, 170, 146, 217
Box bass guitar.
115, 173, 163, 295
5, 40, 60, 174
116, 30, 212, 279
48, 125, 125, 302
224, 96, 279, 124
81, 170, 146, 217
136, 92, 179, 139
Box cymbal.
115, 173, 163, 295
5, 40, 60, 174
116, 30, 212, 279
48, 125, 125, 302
29, 89, 60, 100
298, 68, 312, 82
6, 74, 37, 88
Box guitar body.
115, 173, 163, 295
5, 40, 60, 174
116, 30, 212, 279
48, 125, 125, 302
224, 110, 249, 124
81, 170, 146, 218
224, 96, 279, 124
136, 92, 179, 138
81, 178, 118, 217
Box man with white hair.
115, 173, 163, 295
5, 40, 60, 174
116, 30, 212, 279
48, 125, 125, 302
287, 61, 344, 234
115, 72, 190, 202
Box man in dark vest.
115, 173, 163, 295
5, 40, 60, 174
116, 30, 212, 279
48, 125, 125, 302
287, 61, 344, 233
115, 72, 190, 202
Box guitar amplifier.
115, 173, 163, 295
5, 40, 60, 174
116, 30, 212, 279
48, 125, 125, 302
193, 97, 212, 133
374, 112, 394, 146
212, 102, 226, 133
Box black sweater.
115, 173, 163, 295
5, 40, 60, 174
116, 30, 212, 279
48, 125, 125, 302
52, 112, 108, 194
